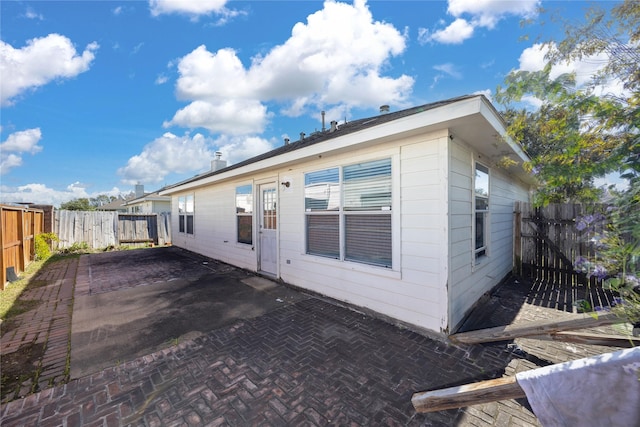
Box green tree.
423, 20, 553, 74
496, 0, 639, 205
59, 198, 95, 211
90, 194, 117, 208
497, 1, 639, 318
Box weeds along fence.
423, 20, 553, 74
54, 210, 171, 250
1, 204, 44, 289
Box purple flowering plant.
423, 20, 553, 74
573, 200, 639, 323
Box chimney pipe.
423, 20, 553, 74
300, 132, 305, 140
284, 137, 290, 145
329, 121, 338, 133
211, 152, 227, 171
321, 111, 326, 132
135, 184, 144, 198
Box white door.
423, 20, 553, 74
259, 183, 278, 276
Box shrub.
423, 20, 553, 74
34, 233, 59, 261
59, 241, 90, 254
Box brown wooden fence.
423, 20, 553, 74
1, 205, 44, 289
514, 201, 609, 287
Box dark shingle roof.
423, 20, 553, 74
164, 94, 479, 190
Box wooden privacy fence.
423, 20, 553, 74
54, 210, 171, 249
514, 202, 608, 287
1, 204, 44, 289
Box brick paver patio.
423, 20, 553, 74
1, 256, 77, 401
1, 247, 628, 426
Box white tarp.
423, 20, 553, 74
516, 347, 640, 427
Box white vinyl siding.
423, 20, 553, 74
448, 139, 530, 331
163, 96, 532, 335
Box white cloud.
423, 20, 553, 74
1, 128, 43, 175
426, 0, 539, 44
118, 132, 215, 185
0, 182, 123, 207
0, 34, 99, 106
113, 6, 123, 15
433, 63, 462, 79
164, 99, 268, 135
1, 128, 42, 153
1, 154, 23, 174
426, 18, 475, 45
447, 0, 539, 29
149, 0, 228, 18
165, 0, 412, 134
155, 74, 169, 85
214, 135, 275, 166
131, 42, 144, 55
25, 7, 44, 20
117, 132, 275, 185
473, 89, 493, 102
516, 43, 627, 105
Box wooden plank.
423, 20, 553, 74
449, 312, 625, 344
412, 376, 525, 413
530, 331, 640, 348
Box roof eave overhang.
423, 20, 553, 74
160, 96, 533, 195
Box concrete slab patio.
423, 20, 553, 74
1, 246, 629, 426
70, 248, 306, 379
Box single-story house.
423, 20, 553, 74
97, 198, 128, 213
123, 185, 171, 214
160, 95, 533, 335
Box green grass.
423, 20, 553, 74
0, 259, 47, 320
0, 253, 82, 320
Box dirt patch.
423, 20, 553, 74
0, 342, 46, 401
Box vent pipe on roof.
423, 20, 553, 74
284, 137, 290, 145
321, 111, 326, 132
380, 105, 390, 114
329, 120, 338, 133
211, 151, 227, 171
300, 132, 305, 140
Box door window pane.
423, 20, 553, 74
262, 188, 277, 230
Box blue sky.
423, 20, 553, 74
0, 0, 619, 206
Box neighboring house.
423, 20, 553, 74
97, 198, 128, 213
123, 186, 171, 214
160, 95, 534, 335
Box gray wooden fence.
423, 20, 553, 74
54, 210, 171, 249
514, 202, 608, 286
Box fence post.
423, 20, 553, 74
514, 201, 522, 276
1, 206, 5, 288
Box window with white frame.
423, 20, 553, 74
178, 194, 194, 235
236, 184, 253, 244
304, 158, 392, 268
474, 163, 489, 259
